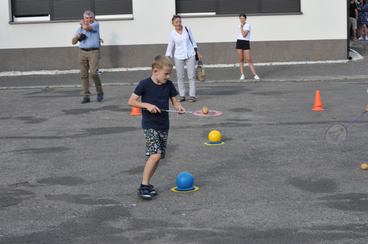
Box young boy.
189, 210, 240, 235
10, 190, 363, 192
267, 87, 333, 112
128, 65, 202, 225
128, 55, 185, 200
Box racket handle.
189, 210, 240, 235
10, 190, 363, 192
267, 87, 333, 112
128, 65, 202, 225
162, 109, 192, 113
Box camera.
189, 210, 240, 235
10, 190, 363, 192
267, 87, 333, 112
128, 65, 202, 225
79, 33, 87, 41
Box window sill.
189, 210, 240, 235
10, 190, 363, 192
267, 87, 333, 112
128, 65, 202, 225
178, 12, 303, 18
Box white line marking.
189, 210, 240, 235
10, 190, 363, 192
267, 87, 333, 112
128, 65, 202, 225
0, 60, 348, 77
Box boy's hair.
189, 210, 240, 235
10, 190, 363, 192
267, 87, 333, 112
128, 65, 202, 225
152, 55, 173, 70
239, 13, 247, 18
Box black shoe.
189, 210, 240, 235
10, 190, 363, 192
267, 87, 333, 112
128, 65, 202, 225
148, 184, 157, 196
177, 96, 185, 102
188, 96, 197, 103
97, 93, 104, 102
81, 97, 90, 104
138, 185, 152, 200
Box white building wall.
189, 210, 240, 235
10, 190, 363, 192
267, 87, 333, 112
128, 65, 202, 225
0, 0, 346, 49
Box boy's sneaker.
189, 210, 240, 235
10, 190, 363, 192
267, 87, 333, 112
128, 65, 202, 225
148, 184, 157, 196
138, 185, 152, 200
240, 74, 245, 80
254, 75, 260, 80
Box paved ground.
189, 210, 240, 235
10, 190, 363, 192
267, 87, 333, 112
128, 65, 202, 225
1, 44, 368, 243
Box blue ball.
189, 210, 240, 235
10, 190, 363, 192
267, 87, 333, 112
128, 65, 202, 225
176, 171, 194, 191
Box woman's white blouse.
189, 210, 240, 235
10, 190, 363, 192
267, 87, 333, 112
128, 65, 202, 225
165, 26, 197, 60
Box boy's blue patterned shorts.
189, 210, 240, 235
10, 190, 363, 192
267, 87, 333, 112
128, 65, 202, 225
143, 129, 168, 159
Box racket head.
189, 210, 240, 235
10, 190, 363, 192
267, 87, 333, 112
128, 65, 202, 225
325, 123, 348, 145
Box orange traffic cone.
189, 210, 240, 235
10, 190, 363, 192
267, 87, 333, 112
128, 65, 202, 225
130, 107, 141, 116
312, 89, 324, 112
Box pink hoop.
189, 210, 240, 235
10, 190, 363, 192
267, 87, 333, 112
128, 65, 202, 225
192, 110, 223, 117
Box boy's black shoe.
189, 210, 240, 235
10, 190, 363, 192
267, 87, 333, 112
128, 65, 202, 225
148, 184, 157, 196
81, 97, 90, 104
138, 185, 152, 200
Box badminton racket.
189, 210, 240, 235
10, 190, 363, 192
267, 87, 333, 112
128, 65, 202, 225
143, 108, 223, 117
325, 111, 367, 145
162, 109, 223, 117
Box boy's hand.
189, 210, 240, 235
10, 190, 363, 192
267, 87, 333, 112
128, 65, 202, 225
146, 104, 161, 113
176, 105, 186, 114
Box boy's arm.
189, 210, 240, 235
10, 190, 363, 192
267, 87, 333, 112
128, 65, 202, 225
170, 97, 186, 113
128, 93, 161, 113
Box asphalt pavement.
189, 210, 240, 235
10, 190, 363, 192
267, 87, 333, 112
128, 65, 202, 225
1, 43, 368, 244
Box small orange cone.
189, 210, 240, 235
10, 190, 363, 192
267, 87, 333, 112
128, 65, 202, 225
130, 107, 141, 116
312, 90, 324, 112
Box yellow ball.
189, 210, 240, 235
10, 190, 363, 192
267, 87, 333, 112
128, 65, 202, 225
208, 130, 222, 143
360, 163, 368, 170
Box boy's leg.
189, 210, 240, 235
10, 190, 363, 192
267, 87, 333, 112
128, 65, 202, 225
138, 129, 168, 199
142, 154, 161, 185
142, 129, 168, 184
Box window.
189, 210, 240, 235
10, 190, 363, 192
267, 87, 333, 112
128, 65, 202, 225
11, 0, 132, 22
176, 0, 300, 15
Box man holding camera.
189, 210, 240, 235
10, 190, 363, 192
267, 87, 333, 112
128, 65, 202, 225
72, 10, 104, 104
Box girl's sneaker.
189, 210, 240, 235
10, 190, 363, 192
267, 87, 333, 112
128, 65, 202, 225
240, 74, 245, 80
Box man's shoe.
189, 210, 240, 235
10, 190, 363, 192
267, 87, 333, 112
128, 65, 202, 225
97, 93, 104, 102
177, 96, 185, 102
81, 97, 90, 104
188, 96, 197, 103
138, 185, 152, 200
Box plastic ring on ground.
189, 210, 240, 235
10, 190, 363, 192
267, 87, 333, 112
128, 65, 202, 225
192, 110, 223, 117
204, 141, 225, 146
170, 186, 200, 193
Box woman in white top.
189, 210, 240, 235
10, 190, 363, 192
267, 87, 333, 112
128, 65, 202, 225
165, 15, 202, 102
236, 13, 260, 81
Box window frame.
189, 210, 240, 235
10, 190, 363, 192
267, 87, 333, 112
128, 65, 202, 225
9, 0, 133, 23
175, 0, 302, 17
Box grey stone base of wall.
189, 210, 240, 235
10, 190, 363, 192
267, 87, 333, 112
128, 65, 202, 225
0, 39, 347, 72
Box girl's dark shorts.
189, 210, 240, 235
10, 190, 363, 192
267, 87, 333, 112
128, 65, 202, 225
236, 40, 250, 50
